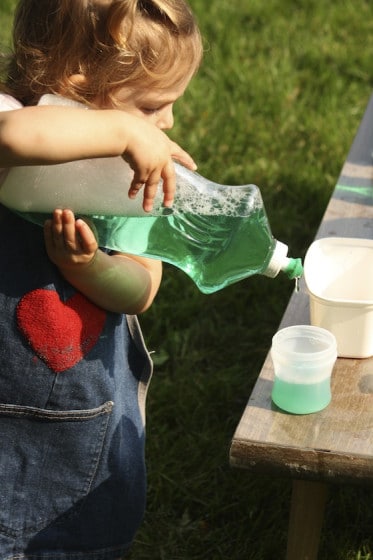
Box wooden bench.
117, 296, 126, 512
229, 92, 373, 560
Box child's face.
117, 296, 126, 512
104, 77, 191, 131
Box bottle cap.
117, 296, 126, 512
263, 240, 289, 278
263, 240, 303, 279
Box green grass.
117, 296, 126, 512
1, 1, 373, 558
0, 0, 15, 48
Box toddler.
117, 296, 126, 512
0, 0, 202, 558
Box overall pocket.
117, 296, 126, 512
0, 400, 113, 537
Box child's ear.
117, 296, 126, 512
57, 74, 89, 99
69, 74, 88, 86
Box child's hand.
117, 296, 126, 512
123, 118, 197, 212
44, 209, 98, 271
43, 207, 162, 314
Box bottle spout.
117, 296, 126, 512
263, 240, 303, 279
282, 256, 303, 279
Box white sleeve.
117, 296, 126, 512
0, 93, 23, 111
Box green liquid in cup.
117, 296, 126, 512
272, 376, 331, 414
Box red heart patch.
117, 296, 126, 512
17, 289, 106, 373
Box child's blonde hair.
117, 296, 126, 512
1, 0, 203, 106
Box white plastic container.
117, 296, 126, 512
304, 237, 373, 358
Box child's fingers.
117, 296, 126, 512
60, 209, 79, 250
44, 209, 63, 247
129, 164, 176, 212
129, 174, 161, 213
169, 142, 197, 171
160, 160, 176, 209
75, 218, 98, 254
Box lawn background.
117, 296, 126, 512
1, 1, 373, 558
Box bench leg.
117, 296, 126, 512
286, 479, 328, 560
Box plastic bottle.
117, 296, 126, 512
0, 95, 303, 294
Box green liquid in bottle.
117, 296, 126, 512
19, 201, 300, 294
86, 206, 275, 294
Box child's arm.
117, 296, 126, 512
44, 208, 162, 314
0, 105, 196, 211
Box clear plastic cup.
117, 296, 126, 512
271, 325, 337, 414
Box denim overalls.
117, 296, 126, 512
0, 205, 153, 559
